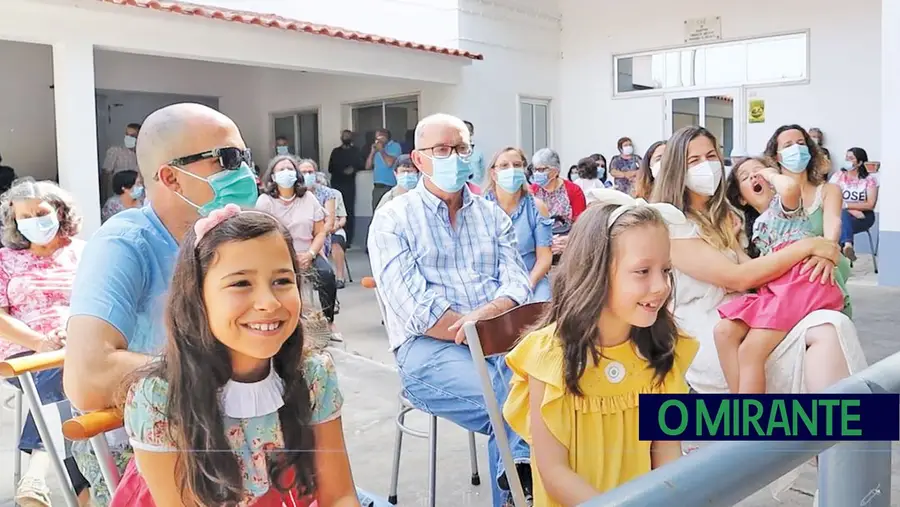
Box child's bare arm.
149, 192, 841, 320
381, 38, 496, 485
528, 375, 599, 506
759, 167, 801, 210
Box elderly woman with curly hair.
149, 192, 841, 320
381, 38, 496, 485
0, 178, 91, 506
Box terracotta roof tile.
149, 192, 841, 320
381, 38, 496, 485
97, 0, 483, 60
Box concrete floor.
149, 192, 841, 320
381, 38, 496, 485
1, 249, 897, 507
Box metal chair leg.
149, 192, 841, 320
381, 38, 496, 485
388, 400, 405, 505
90, 433, 121, 493
13, 389, 23, 490
867, 230, 879, 274
19, 372, 80, 507
427, 415, 438, 507
344, 255, 353, 283
468, 431, 481, 485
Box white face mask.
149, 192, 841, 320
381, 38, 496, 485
685, 160, 723, 196
622, 145, 634, 156
650, 161, 662, 178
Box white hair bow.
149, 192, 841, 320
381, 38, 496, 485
585, 188, 687, 228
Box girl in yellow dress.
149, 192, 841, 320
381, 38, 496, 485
503, 189, 700, 507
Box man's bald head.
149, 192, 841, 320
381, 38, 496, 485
136, 103, 243, 182
414, 113, 469, 150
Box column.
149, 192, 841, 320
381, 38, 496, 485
52, 41, 100, 237
879, 0, 900, 285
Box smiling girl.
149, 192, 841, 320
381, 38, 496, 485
502, 190, 698, 507
112, 204, 360, 507
716, 158, 845, 394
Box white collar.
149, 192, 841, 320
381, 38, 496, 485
219, 362, 285, 419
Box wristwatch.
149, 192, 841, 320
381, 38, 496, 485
307, 249, 317, 259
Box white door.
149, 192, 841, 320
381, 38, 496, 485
664, 88, 743, 163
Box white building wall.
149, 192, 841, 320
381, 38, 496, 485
558, 0, 880, 170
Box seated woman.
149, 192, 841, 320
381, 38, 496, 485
0, 179, 90, 505
484, 147, 553, 301
633, 141, 666, 200
375, 155, 418, 210
572, 156, 609, 193
529, 148, 587, 262
650, 126, 867, 493
760, 124, 851, 316
101, 170, 144, 223
112, 207, 362, 507
831, 147, 878, 262
256, 156, 338, 324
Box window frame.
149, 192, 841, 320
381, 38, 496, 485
612, 30, 810, 99
517, 95, 552, 158
270, 107, 322, 164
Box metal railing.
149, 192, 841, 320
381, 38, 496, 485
581, 351, 900, 507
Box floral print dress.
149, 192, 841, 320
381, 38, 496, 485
121, 352, 343, 506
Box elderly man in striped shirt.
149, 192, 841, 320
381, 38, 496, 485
368, 113, 533, 507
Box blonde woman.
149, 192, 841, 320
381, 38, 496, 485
485, 147, 553, 301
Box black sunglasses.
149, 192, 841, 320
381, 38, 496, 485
168, 147, 252, 171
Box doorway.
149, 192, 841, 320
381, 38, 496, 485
665, 88, 743, 164
95, 90, 220, 169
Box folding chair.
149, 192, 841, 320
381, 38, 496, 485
462, 301, 551, 507
849, 228, 879, 274
344, 254, 354, 283
0, 350, 81, 507
361, 277, 481, 506
62, 408, 124, 495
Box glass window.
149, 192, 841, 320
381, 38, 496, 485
351, 96, 418, 155
272, 112, 319, 163
615, 32, 808, 95
519, 99, 550, 158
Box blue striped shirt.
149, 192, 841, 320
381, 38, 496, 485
368, 180, 533, 350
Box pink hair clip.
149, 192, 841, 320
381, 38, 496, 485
194, 203, 242, 247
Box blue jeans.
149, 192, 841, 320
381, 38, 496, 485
395, 336, 530, 507
840, 209, 875, 245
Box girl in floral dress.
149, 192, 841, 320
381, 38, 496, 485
503, 190, 698, 507
112, 205, 361, 507
715, 158, 845, 394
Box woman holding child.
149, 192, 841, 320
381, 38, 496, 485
650, 125, 866, 396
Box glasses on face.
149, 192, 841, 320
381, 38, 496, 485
420, 144, 473, 160
533, 166, 556, 173
168, 147, 252, 171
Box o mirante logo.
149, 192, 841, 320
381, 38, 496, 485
639, 394, 900, 441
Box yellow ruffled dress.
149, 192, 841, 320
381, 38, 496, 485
503, 324, 699, 507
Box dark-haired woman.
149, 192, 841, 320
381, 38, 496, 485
762, 124, 851, 316
572, 157, 609, 193
608, 137, 641, 196
256, 155, 338, 323
831, 147, 878, 262
633, 141, 666, 200
101, 170, 144, 223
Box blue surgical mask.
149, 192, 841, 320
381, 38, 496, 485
273, 170, 298, 188
397, 172, 419, 190
276, 146, 289, 156
496, 168, 527, 193
124, 136, 137, 149
302, 173, 317, 187
531, 171, 550, 187
130, 185, 145, 200
174, 162, 259, 216
778, 144, 811, 174
426, 154, 472, 193
17, 212, 60, 246
841, 160, 854, 171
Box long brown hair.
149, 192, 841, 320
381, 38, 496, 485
132, 212, 317, 506
542, 204, 679, 395
634, 141, 666, 199
650, 126, 740, 251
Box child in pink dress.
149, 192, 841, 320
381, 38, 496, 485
715, 161, 844, 394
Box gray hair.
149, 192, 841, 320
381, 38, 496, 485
414, 113, 469, 149
295, 158, 318, 171
532, 148, 561, 170
315, 172, 329, 186
0, 178, 82, 250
